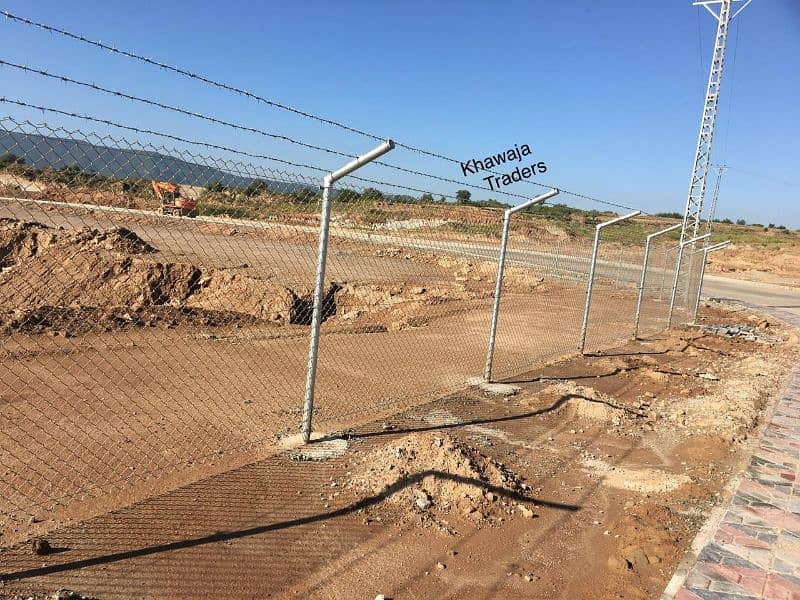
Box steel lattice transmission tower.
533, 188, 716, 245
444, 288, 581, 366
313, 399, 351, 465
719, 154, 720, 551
681, 0, 752, 243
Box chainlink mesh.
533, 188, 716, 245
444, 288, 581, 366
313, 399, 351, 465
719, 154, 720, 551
0, 117, 700, 545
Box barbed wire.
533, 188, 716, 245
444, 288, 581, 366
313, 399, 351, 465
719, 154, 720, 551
0, 11, 645, 214
0, 98, 480, 205
0, 60, 557, 204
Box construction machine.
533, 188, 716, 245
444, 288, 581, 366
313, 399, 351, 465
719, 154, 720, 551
151, 181, 199, 217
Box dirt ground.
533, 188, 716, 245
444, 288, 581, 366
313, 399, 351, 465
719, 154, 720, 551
705, 244, 800, 288
0, 206, 697, 546
1, 194, 795, 599
0, 302, 796, 599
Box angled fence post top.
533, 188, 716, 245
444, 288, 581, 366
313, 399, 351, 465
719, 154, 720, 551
578, 210, 641, 355
483, 188, 559, 382
326, 139, 395, 185
302, 139, 395, 444
704, 240, 732, 253
648, 223, 682, 242
596, 211, 642, 230
505, 188, 560, 216
681, 232, 712, 248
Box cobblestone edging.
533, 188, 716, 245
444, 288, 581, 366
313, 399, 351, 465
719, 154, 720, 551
667, 306, 800, 599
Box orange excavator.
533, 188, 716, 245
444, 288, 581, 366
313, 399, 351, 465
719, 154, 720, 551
151, 181, 199, 218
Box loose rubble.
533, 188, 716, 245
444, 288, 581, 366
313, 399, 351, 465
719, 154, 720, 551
342, 433, 532, 531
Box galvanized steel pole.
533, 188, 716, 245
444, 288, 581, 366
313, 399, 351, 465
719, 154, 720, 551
302, 140, 395, 443
692, 240, 731, 322
483, 188, 559, 382
667, 233, 710, 329
578, 211, 640, 354
633, 223, 681, 339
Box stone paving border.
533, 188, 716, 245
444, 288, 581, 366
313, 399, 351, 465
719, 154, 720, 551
664, 305, 800, 600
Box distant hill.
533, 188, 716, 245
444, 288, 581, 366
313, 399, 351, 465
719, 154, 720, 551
0, 130, 312, 192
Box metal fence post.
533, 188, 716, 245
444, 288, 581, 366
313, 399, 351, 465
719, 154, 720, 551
614, 246, 625, 288
633, 223, 681, 339
658, 246, 671, 300
484, 188, 559, 382
302, 140, 395, 443
692, 240, 731, 323
550, 239, 562, 277
666, 233, 710, 329
578, 211, 640, 354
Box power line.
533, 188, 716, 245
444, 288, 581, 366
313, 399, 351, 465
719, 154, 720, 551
0, 59, 539, 203
714, 163, 800, 189
0, 97, 480, 204
0, 10, 642, 213
0, 97, 655, 218
721, 18, 741, 158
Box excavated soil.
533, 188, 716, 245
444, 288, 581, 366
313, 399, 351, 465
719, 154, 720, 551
1, 208, 798, 598
342, 433, 532, 533
0, 300, 796, 600
0, 218, 506, 337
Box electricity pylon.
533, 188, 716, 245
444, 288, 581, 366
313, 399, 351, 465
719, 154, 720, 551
681, 0, 752, 243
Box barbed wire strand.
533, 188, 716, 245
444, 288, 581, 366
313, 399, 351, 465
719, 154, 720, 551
0, 97, 485, 205
0, 60, 559, 205
0, 11, 643, 213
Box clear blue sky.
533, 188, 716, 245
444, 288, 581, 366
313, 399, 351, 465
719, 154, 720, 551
0, 0, 798, 226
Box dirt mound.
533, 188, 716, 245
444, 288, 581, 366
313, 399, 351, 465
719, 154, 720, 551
541, 381, 640, 422
188, 270, 326, 325
344, 433, 533, 530
582, 458, 691, 494
0, 218, 60, 269
656, 356, 778, 440
0, 218, 501, 336
0, 305, 259, 337
0, 218, 337, 330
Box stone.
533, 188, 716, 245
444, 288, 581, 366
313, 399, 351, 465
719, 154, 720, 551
32, 538, 51, 556
518, 504, 535, 518
414, 490, 432, 511
623, 546, 649, 570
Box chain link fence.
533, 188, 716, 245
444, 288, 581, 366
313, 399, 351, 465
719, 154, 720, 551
0, 117, 701, 546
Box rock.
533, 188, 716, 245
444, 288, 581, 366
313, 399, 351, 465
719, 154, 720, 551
698, 372, 720, 381
623, 546, 649, 570
413, 490, 432, 511
517, 504, 535, 519
436, 562, 447, 570
32, 538, 51, 555
524, 573, 539, 582
48, 591, 92, 600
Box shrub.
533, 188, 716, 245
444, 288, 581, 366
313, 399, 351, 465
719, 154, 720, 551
361, 187, 384, 202
0, 153, 24, 168
455, 189, 472, 204
244, 179, 270, 197
335, 189, 361, 203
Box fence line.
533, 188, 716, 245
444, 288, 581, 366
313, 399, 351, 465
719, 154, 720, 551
0, 116, 704, 548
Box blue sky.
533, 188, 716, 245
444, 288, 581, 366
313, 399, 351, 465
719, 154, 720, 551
0, 0, 798, 226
